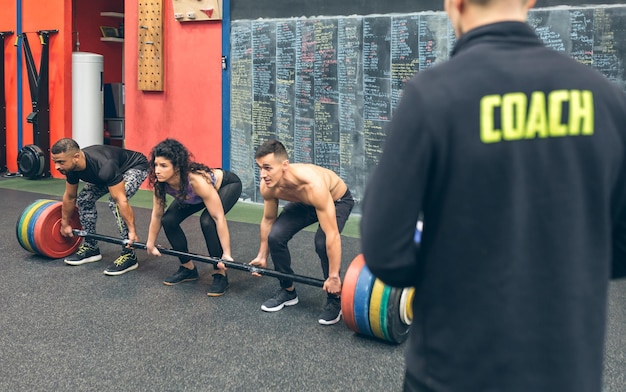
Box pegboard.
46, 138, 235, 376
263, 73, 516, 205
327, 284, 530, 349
172, 0, 223, 22
138, 0, 164, 91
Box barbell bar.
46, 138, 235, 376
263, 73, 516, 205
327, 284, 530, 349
70, 228, 413, 344
72, 229, 326, 288
16, 200, 416, 344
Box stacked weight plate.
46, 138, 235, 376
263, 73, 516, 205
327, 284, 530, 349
341, 254, 415, 344
16, 199, 82, 258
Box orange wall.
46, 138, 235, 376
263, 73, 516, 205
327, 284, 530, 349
1, 1, 17, 171
2, 0, 71, 173
124, 0, 223, 171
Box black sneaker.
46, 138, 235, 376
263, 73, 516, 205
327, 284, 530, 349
103, 249, 138, 276
64, 244, 102, 265
207, 273, 228, 297
163, 265, 199, 286
261, 288, 299, 312
318, 296, 342, 325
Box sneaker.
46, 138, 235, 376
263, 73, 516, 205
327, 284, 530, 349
163, 265, 199, 286
261, 288, 299, 312
103, 249, 138, 276
207, 273, 228, 297
64, 244, 102, 265
318, 296, 342, 325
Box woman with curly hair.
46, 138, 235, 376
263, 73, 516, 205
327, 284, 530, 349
145, 138, 242, 296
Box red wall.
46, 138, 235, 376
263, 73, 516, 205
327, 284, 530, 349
74, 0, 124, 84
123, 0, 223, 171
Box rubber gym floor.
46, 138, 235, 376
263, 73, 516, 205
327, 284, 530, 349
1, 177, 625, 392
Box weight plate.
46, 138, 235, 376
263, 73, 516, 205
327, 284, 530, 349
379, 284, 392, 342
16, 200, 41, 251
385, 287, 411, 344
368, 279, 387, 340
16, 199, 55, 253
34, 202, 82, 258
353, 263, 376, 337
341, 254, 365, 333
27, 200, 57, 254
18, 144, 45, 179
399, 287, 415, 326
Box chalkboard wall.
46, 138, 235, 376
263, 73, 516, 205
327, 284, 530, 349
231, 0, 624, 20
228, 5, 626, 209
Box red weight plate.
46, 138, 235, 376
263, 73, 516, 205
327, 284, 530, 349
341, 254, 365, 333
34, 202, 82, 258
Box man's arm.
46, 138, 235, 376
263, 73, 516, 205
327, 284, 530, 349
250, 196, 278, 269
314, 192, 342, 295
60, 182, 79, 237
360, 83, 432, 288
108, 181, 139, 243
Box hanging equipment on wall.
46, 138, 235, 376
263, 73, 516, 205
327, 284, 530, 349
0, 31, 14, 174
17, 30, 57, 179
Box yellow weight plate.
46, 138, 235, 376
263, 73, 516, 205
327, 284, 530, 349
18, 199, 55, 253
369, 279, 387, 340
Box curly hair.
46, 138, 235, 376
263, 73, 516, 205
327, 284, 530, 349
148, 138, 214, 208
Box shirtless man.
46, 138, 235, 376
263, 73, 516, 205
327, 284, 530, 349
249, 139, 355, 325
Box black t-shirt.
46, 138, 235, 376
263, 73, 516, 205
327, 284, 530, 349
361, 22, 626, 391
66, 145, 149, 186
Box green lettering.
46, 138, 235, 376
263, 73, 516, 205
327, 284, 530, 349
501, 93, 526, 141
525, 91, 548, 139
480, 95, 501, 144
548, 90, 569, 137
569, 90, 594, 136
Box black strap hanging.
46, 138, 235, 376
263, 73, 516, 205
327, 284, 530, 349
18, 29, 57, 179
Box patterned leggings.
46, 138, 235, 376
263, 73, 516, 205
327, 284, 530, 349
78, 168, 149, 248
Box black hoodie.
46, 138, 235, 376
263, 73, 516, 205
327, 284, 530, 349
361, 21, 626, 391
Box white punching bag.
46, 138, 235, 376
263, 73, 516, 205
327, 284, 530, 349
72, 52, 104, 148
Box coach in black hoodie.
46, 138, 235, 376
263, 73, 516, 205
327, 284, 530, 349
360, 0, 626, 391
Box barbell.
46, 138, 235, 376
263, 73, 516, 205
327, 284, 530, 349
16, 199, 416, 344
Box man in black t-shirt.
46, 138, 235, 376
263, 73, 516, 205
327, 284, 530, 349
360, 0, 626, 391
51, 138, 149, 276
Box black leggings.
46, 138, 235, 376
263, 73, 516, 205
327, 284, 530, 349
161, 171, 242, 268
268, 189, 355, 291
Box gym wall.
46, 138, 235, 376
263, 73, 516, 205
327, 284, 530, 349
226, 1, 626, 207
0, 0, 72, 175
